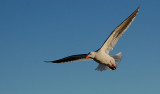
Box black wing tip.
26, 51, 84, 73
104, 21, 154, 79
44, 61, 54, 63
130, 5, 140, 18
137, 5, 140, 11
44, 60, 63, 63
134, 5, 140, 14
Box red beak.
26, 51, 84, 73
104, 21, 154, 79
112, 64, 117, 69
86, 56, 89, 59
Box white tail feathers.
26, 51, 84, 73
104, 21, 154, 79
111, 52, 122, 66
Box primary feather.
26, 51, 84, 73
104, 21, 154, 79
46, 54, 92, 63
99, 6, 139, 54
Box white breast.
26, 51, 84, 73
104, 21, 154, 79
94, 52, 111, 65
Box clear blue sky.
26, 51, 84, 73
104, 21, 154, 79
0, 0, 160, 94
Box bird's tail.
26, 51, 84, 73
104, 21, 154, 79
95, 64, 111, 71
111, 52, 122, 66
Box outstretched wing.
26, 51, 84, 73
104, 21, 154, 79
45, 54, 92, 63
99, 6, 139, 54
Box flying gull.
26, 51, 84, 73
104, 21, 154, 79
46, 6, 140, 71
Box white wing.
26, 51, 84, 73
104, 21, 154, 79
98, 6, 139, 54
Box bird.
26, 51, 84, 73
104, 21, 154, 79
45, 6, 140, 71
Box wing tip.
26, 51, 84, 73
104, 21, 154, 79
133, 5, 140, 17
137, 5, 141, 9
137, 5, 140, 12
44, 61, 53, 63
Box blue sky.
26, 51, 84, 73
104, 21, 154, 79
0, 0, 160, 94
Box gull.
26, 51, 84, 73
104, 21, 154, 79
46, 6, 139, 71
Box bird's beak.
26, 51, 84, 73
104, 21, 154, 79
112, 64, 117, 70
86, 55, 89, 59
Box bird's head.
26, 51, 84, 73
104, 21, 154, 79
110, 63, 117, 70
109, 58, 117, 70
86, 52, 96, 59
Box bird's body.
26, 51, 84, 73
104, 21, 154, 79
90, 51, 111, 65
94, 52, 110, 65
92, 51, 116, 70
46, 6, 139, 71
